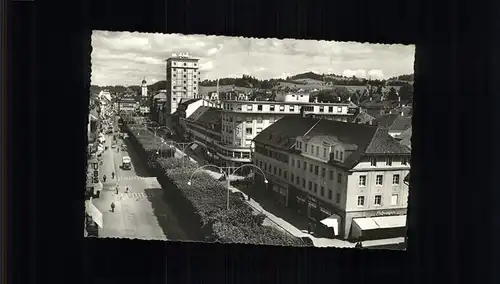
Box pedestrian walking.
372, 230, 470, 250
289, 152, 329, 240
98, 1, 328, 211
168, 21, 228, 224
102, 175, 107, 182
125, 186, 129, 194
110, 202, 115, 212
111, 172, 115, 179
115, 185, 119, 194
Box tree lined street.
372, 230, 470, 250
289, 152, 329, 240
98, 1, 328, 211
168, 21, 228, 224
90, 117, 187, 240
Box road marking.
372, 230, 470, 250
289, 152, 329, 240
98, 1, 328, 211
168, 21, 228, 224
116, 176, 152, 181
115, 191, 162, 201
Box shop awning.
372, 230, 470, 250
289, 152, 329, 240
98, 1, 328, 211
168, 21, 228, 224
353, 215, 407, 231
320, 214, 341, 236
85, 198, 103, 228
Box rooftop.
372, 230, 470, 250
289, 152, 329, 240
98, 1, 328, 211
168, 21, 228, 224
374, 113, 412, 132
253, 116, 410, 169
179, 98, 201, 107
221, 100, 350, 106
186, 106, 222, 132
395, 127, 412, 149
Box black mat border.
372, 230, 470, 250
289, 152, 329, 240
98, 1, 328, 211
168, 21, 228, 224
9, 0, 499, 283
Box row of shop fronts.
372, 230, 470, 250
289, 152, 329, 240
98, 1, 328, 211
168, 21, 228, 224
254, 174, 407, 241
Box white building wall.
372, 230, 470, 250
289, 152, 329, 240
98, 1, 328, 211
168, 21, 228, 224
346, 158, 410, 212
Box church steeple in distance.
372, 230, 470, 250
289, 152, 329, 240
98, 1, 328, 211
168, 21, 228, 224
141, 77, 148, 97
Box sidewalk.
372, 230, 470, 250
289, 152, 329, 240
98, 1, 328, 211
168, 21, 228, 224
204, 171, 355, 248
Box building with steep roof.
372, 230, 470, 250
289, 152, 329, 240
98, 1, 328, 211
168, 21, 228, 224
184, 106, 222, 162
395, 127, 412, 150
374, 113, 412, 137
252, 116, 411, 240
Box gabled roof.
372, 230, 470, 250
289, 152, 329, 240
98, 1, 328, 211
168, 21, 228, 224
396, 127, 412, 149
186, 106, 222, 132
179, 98, 201, 107
352, 110, 375, 124
389, 105, 413, 117
375, 113, 412, 132
253, 116, 410, 169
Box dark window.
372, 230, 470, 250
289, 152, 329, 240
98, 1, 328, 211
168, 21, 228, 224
371, 157, 377, 166
296, 176, 300, 185
308, 181, 312, 191
320, 187, 325, 197
314, 165, 319, 175
328, 190, 333, 200
302, 178, 306, 188
329, 170, 334, 180
291, 173, 294, 182
284, 171, 287, 179
314, 183, 318, 193
337, 173, 342, 183
278, 168, 282, 177
303, 161, 307, 170
257, 105, 263, 111
321, 168, 326, 178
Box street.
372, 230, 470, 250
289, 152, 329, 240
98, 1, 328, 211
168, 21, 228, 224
91, 118, 188, 240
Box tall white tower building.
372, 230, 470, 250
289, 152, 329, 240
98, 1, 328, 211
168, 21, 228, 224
165, 53, 200, 115
141, 77, 148, 97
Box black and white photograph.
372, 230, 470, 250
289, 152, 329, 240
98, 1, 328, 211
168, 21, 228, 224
86, 30, 414, 249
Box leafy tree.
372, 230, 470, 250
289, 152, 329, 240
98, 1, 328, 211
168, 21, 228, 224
387, 87, 399, 101
398, 83, 413, 102
124, 123, 304, 246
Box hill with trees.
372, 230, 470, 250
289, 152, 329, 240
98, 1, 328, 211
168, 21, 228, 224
92, 72, 414, 103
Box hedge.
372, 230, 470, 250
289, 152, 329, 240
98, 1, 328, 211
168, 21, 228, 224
125, 123, 304, 246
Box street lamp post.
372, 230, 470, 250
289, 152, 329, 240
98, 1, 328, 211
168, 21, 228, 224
187, 164, 268, 210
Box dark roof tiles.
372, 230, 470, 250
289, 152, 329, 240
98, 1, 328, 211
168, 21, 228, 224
254, 116, 410, 169
187, 106, 222, 132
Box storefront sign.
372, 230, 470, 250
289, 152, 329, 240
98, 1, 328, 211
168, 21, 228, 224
296, 196, 306, 203
374, 210, 401, 216
308, 195, 317, 203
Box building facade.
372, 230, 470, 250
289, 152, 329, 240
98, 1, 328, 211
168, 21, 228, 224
252, 116, 411, 241
218, 93, 353, 168
118, 97, 138, 113
165, 53, 201, 116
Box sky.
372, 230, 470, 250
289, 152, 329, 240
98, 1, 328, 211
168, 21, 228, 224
91, 30, 415, 87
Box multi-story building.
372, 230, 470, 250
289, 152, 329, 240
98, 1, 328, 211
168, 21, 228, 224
164, 53, 201, 118
252, 115, 411, 241
118, 97, 138, 113
177, 98, 219, 138
218, 93, 354, 168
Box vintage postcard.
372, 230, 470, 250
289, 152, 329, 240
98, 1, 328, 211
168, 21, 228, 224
86, 30, 414, 250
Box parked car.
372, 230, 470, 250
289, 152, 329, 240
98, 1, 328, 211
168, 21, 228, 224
111, 144, 116, 149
